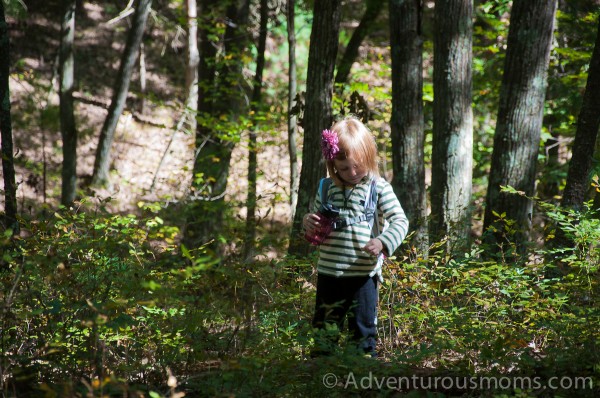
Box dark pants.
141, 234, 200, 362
312, 273, 379, 355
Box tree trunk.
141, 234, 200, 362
185, 0, 250, 250
288, 0, 342, 256
59, 0, 77, 206
138, 42, 146, 114
287, 0, 300, 223
243, 0, 268, 261
184, 0, 220, 248
483, 0, 558, 254
561, 15, 600, 210
335, 0, 384, 86
389, 0, 428, 253
149, 0, 199, 192
184, 0, 199, 134
91, 0, 153, 187
430, 0, 473, 253
0, 1, 18, 233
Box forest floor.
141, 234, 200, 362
4, 1, 295, 256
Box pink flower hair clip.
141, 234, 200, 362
321, 129, 339, 160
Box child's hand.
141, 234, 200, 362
363, 238, 384, 257
303, 213, 321, 232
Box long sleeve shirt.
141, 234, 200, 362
312, 175, 409, 278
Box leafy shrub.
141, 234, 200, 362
1, 196, 599, 397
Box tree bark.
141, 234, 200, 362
561, 14, 600, 210
288, 0, 342, 256
389, 0, 428, 253
184, 0, 220, 248
185, 0, 250, 250
335, 0, 384, 86
430, 0, 473, 253
138, 42, 147, 114
149, 0, 199, 192
0, 2, 18, 234
483, 0, 558, 253
91, 0, 153, 186
0, 2, 18, 233
287, 0, 300, 223
59, 0, 77, 206
243, 0, 268, 261
184, 0, 199, 134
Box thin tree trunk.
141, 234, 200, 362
287, 0, 299, 222
335, 0, 384, 86
288, 0, 342, 256
561, 15, 600, 210
138, 42, 146, 114
184, 0, 219, 247
185, 0, 199, 134
149, 0, 199, 192
594, 129, 600, 212
59, 0, 77, 206
430, 0, 473, 253
0, 1, 18, 233
91, 0, 153, 186
483, 0, 558, 254
243, 0, 268, 261
185, 0, 250, 250
389, 0, 427, 254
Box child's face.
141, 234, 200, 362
334, 156, 368, 186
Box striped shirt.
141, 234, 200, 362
313, 176, 409, 278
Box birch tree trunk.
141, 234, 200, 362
287, 0, 300, 222
185, 0, 199, 133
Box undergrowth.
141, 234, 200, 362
0, 197, 599, 397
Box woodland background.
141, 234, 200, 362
0, 0, 599, 397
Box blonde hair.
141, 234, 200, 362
325, 116, 380, 186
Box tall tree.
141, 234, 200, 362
184, 0, 220, 247
288, 0, 342, 256
389, 0, 427, 252
287, 0, 300, 222
560, 14, 600, 210
0, 1, 18, 233
59, 0, 77, 206
184, 0, 251, 250
430, 0, 473, 252
91, 0, 153, 186
184, 0, 199, 134
149, 0, 199, 192
243, 0, 269, 261
335, 0, 385, 86
483, 0, 558, 253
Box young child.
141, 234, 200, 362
303, 116, 409, 357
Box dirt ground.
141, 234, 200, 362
2, 2, 295, 237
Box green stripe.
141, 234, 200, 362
320, 247, 374, 263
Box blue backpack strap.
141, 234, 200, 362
365, 177, 379, 238
318, 177, 333, 208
